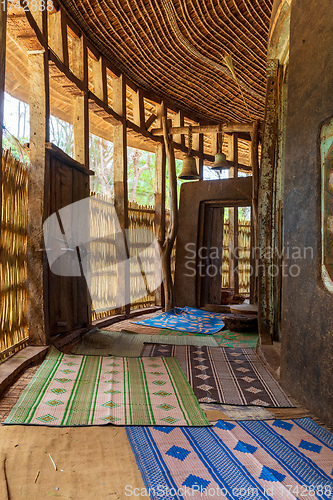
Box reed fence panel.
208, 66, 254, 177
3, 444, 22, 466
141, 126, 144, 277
222, 219, 251, 296
0, 150, 28, 361
90, 197, 160, 320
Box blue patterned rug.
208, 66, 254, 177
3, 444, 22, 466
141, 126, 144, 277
126, 417, 333, 499
133, 307, 225, 334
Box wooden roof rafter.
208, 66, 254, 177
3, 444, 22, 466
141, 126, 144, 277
5, 1, 261, 168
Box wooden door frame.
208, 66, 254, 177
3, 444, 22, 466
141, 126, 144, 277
196, 199, 251, 308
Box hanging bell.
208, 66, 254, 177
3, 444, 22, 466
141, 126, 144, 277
178, 154, 200, 180
211, 152, 228, 170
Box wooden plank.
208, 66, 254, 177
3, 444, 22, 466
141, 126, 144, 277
154, 103, 166, 306
258, 60, 280, 345
113, 74, 130, 315
27, 46, 50, 345
0, 347, 48, 396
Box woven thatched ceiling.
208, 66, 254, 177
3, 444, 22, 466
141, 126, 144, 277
59, 0, 272, 123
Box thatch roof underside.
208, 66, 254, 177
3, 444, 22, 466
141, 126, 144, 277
5, 24, 253, 166
60, 0, 272, 123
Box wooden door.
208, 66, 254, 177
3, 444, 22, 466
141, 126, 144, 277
199, 204, 224, 306
45, 146, 90, 336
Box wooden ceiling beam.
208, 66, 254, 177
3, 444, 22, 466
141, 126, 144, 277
145, 113, 157, 130
150, 123, 254, 136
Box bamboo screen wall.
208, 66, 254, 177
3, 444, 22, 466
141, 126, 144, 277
128, 202, 156, 310
222, 219, 251, 296
90, 197, 162, 321
0, 150, 28, 361
89, 194, 119, 320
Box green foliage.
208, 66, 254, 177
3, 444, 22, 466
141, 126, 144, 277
2, 134, 29, 163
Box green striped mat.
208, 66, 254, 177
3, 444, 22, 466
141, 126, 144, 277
4, 346, 210, 427
72, 328, 218, 357
158, 328, 259, 349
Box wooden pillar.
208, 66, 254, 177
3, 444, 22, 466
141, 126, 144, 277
113, 74, 130, 314
174, 110, 185, 148
250, 120, 260, 304
228, 133, 239, 294
132, 88, 145, 129
71, 36, 90, 324
211, 133, 218, 155
154, 103, 166, 306
72, 37, 89, 166
193, 125, 204, 179
258, 60, 279, 345
27, 37, 50, 344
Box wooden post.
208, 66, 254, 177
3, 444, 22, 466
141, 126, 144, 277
71, 37, 89, 166
193, 126, 204, 179
228, 133, 239, 294
258, 60, 280, 345
132, 88, 145, 129
71, 35, 90, 324
160, 103, 178, 311
27, 39, 50, 345
174, 110, 185, 148
113, 74, 130, 315
154, 103, 166, 306
211, 133, 218, 155
250, 120, 260, 304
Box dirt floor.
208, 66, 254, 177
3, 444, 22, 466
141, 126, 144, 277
0, 312, 326, 499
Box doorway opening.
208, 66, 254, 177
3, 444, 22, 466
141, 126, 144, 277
197, 201, 252, 308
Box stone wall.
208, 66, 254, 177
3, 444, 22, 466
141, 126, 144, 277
281, 0, 333, 427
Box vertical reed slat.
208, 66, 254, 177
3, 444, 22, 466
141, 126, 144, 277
0, 150, 28, 360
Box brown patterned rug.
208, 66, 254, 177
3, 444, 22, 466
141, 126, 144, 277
142, 344, 294, 408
